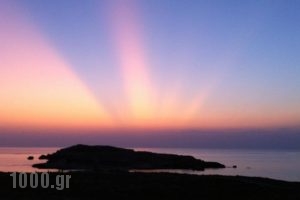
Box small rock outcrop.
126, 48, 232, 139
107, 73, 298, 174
27, 156, 34, 160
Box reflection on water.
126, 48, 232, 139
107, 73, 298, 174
0, 147, 300, 182
0, 147, 59, 172
134, 148, 300, 182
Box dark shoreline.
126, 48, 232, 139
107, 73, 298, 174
1, 171, 300, 200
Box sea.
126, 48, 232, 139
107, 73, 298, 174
0, 147, 300, 182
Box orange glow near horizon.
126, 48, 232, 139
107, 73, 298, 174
0, 1, 299, 132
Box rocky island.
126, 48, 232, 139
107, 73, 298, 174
33, 144, 225, 171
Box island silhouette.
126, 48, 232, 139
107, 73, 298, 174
33, 144, 225, 171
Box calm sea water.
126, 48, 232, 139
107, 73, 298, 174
0, 147, 300, 182
0, 147, 59, 172
134, 148, 300, 182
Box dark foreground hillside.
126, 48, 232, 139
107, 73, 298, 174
1, 171, 300, 200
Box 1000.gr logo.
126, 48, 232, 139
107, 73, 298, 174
10, 172, 71, 190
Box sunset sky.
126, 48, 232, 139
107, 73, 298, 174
0, 0, 300, 146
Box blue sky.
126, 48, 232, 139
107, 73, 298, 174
1, 0, 300, 132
